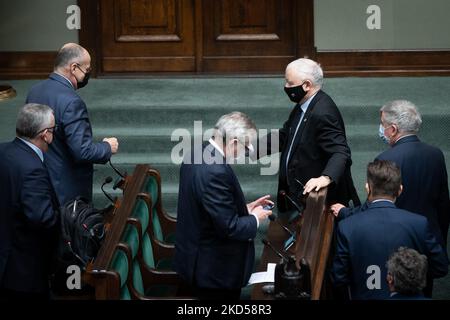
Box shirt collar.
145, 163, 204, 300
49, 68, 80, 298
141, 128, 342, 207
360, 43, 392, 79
54, 71, 75, 89
390, 292, 399, 298
209, 138, 225, 157
371, 199, 395, 204
18, 137, 44, 162
299, 91, 318, 114
394, 134, 417, 144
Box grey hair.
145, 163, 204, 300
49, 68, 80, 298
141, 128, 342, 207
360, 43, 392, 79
16, 104, 54, 139
54, 43, 86, 69
380, 100, 422, 134
286, 58, 324, 88
213, 112, 257, 144
386, 247, 428, 295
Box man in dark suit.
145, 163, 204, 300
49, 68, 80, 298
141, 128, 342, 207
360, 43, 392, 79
331, 160, 448, 300
376, 100, 449, 248
0, 104, 59, 300
26, 43, 119, 205
174, 112, 273, 300
259, 58, 359, 212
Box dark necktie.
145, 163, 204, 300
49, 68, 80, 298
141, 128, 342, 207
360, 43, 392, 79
282, 105, 304, 182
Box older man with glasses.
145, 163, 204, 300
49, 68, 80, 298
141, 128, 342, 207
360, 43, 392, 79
0, 104, 60, 300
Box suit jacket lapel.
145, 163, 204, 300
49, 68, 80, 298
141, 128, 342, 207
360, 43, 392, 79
288, 91, 322, 161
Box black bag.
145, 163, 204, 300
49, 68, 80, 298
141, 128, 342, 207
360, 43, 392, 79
51, 197, 107, 295
57, 197, 106, 269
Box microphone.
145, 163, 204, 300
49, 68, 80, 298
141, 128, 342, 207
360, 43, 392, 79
262, 239, 291, 263
101, 176, 115, 204
109, 159, 126, 179
268, 214, 295, 237
109, 160, 127, 190
280, 190, 303, 214
294, 178, 305, 190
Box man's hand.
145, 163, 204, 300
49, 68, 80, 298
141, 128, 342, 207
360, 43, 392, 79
251, 205, 272, 223
330, 203, 345, 217
303, 175, 332, 195
247, 195, 273, 214
103, 137, 119, 154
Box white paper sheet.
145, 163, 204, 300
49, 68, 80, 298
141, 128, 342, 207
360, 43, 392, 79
248, 263, 277, 285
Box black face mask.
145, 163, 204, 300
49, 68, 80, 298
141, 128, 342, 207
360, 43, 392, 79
284, 82, 307, 103
77, 71, 91, 89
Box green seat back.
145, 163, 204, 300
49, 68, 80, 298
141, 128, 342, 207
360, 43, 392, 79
120, 285, 131, 300
152, 207, 164, 242
142, 232, 156, 269
132, 260, 145, 296
143, 175, 166, 243
109, 249, 130, 300
132, 198, 149, 232
121, 224, 140, 259
144, 175, 159, 205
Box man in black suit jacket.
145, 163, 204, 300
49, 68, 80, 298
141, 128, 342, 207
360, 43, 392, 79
259, 58, 359, 212
331, 160, 448, 300
26, 43, 119, 205
174, 112, 273, 300
377, 100, 449, 248
0, 104, 59, 300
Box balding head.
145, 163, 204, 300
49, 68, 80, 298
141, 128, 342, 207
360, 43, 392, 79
54, 43, 90, 70
53, 43, 92, 90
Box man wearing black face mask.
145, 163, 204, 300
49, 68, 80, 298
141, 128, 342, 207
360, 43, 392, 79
26, 43, 119, 205
259, 58, 360, 212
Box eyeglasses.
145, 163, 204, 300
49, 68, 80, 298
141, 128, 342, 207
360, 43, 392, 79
76, 64, 91, 74
36, 125, 58, 135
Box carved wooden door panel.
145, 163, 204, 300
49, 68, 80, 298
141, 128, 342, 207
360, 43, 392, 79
201, 0, 296, 72
100, 0, 196, 72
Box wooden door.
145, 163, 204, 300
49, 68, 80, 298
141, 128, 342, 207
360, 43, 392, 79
99, 0, 196, 72
90, 0, 314, 74
201, 0, 297, 73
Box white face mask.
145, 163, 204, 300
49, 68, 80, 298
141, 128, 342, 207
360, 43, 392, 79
378, 124, 390, 145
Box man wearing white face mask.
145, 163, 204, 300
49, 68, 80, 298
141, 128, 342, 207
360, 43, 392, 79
331, 100, 449, 298
376, 100, 449, 252
174, 112, 273, 300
